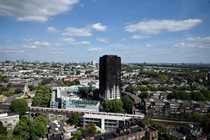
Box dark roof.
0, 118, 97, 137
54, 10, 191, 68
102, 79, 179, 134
4, 93, 25, 103
48, 133, 66, 140
49, 121, 65, 134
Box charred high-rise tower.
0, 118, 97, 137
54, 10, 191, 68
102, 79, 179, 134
99, 55, 121, 100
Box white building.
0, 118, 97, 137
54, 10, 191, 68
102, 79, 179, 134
0, 113, 19, 131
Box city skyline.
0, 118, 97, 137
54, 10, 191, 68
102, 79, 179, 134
0, 0, 210, 63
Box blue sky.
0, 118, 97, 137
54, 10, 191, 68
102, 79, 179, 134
0, 0, 210, 63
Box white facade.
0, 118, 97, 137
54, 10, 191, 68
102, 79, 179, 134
0, 113, 19, 131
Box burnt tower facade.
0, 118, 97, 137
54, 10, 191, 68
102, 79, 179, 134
99, 55, 121, 100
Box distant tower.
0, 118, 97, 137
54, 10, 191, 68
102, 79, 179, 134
99, 55, 121, 100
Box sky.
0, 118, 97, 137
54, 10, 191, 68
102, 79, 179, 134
0, 0, 210, 63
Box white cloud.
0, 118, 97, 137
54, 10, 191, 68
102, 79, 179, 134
47, 26, 58, 32
33, 41, 51, 46
62, 23, 107, 37
0, 0, 79, 23
88, 48, 102, 52
16, 16, 48, 23
130, 34, 149, 40
22, 38, 33, 42
187, 36, 210, 43
21, 41, 52, 49
174, 37, 210, 49
0, 47, 25, 53
91, 23, 107, 31
62, 38, 90, 45
125, 19, 202, 39
203, 37, 210, 42
62, 27, 92, 36
96, 38, 109, 43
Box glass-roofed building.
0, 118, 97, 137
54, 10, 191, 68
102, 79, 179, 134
50, 86, 100, 112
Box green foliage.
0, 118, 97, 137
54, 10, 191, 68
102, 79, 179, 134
0, 122, 7, 136
149, 120, 178, 140
125, 85, 135, 92
138, 92, 149, 99
0, 76, 9, 83
4, 91, 14, 97
34, 115, 48, 126
32, 86, 50, 107
202, 90, 210, 100
14, 88, 23, 94
141, 137, 147, 140
31, 121, 46, 139
10, 98, 28, 116
69, 112, 81, 126
0, 135, 9, 140
85, 123, 96, 135
102, 99, 124, 113
76, 71, 80, 75
201, 121, 210, 134
28, 85, 35, 91
63, 79, 80, 86
186, 134, 193, 140
121, 95, 134, 113
73, 130, 82, 139
13, 115, 47, 140
13, 121, 30, 139
192, 112, 202, 121
40, 78, 54, 85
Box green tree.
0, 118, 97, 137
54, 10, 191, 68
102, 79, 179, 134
141, 136, 147, 140
192, 112, 203, 121
4, 91, 14, 97
30, 121, 46, 139
34, 115, 48, 126
102, 99, 124, 113
73, 130, 82, 139
76, 71, 80, 75
125, 85, 135, 92
121, 95, 134, 113
13, 121, 30, 139
0, 135, 8, 140
138, 92, 149, 99
85, 123, 96, 135
40, 78, 53, 85
1, 76, 9, 83
13, 115, 47, 140
10, 98, 28, 116
28, 85, 35, 91
69, 112, 81, 126
14, 88, 23, 94
201, 121, 210, 135
0, 122, 7, 136
32, 86, 50, 107
21, 115, 32, 126
186, 134, 193, 140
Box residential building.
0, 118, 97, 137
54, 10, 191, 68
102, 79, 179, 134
99, 55, 121, 100
0, 113, 19, 131
141, 99, 210, 116
0, 94, 7, 103
82, 112, 144, 132
81, 119, 158, 140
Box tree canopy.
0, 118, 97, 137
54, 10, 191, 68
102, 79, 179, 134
121, 95, 134, 113
85, 123, 97, 135
0, 122, 7, 136
13, 115, 47, 140
10, 98, 28, 116
68, 112, 81, 126
32, 86, 51, 107
102, 99, 124, 113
